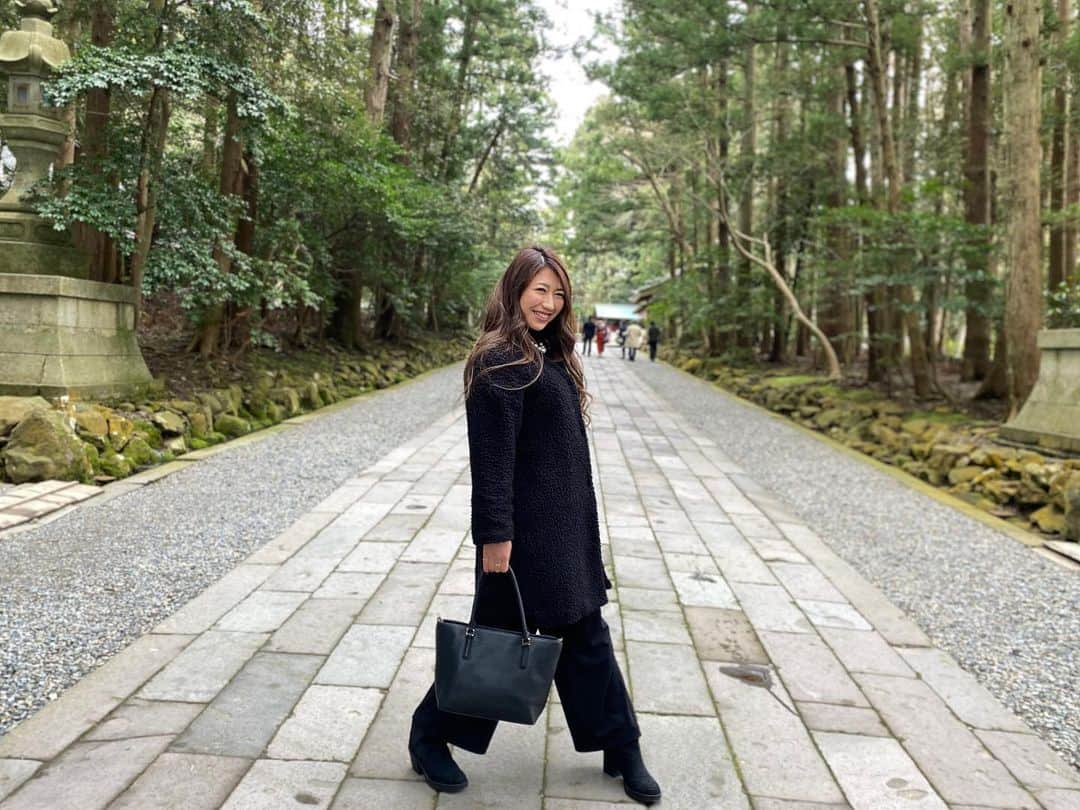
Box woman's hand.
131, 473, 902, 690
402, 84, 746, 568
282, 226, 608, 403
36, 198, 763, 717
482, 541, 512, 573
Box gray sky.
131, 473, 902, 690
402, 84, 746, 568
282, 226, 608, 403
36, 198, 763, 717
537, 0, 620, 146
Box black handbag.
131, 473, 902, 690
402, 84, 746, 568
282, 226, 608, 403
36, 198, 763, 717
435, 567, 562, 725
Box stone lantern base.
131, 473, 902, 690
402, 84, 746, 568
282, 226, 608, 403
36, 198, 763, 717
0, 273, 154, 397
999, 329, 1080, 454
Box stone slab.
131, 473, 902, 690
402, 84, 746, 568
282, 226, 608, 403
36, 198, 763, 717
85, 698, 204, 741
670, 569, 738, 608
731, 583, 813, 634
245, 511, 337, 565
899, 648, 1031, 733
768, 562, 846, 602
0, 632, 192, 760
684, 606, 768, 664
776, 523, 930, 647
974, 730, 1080, 790
1034, 788, 1080, 809
260, 553, 340, 593
332, 777, 436, 809
621, 608, 692, 645
617, 585, 680, 612
814, 731, 947, 809
400, 527, 466, 564
624, 641, 713, 716
350, 647, 433, 780
172, 652, 323, 758
758, 631, 868, 707
797, 701, 889, 738
317, 624, 414, 687
216, 589, 308, 633
662, 551, 719, 574
796, 599, 872, 631
745, 537, 808, 564
312, 572, 387, 601
854, 673, 1037, 808
358, 562, 444, 625
612, 554, 670, 589
0, 760, 40, 803
138, 631, 267, 703
109, 753, 251, 810
0, 735, 171, 810
705, 663, 845, 804
414, 594, 476, 649
267, 598, 366, 655
221, 759, 347, 809
267, 685, 384, 762
339, 541, 407, 573
817, 627, 914, 678
439, 709, 546, 809
154, 564, 276, 634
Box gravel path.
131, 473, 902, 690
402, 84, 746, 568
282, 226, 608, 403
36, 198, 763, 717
0, 364, 464, 736
629, 358, 1080, 769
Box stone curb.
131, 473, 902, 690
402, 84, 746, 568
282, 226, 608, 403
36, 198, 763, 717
658, 360, 1077, 570
0, 362, 457, 539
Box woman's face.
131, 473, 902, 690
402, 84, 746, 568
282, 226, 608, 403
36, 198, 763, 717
519, 266, 566, 331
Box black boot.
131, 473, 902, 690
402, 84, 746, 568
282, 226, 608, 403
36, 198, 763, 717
603, 741, 661, 805
408, 739, 468, 793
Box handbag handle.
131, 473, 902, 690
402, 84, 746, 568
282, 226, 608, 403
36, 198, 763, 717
467, 566, 531, 646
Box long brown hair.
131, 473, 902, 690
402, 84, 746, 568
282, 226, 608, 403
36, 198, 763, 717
464, 245, 590, 421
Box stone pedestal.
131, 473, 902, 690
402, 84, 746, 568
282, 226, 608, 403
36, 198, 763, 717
0, 273, 153, 397
999, 329, 1080, 453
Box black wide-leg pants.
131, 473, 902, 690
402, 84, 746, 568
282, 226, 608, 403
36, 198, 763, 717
410, 605, 640, 755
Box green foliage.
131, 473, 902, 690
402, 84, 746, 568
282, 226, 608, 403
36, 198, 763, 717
1047, 281, 1080, 329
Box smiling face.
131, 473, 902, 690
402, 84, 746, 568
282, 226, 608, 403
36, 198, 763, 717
519, 266, 566, 331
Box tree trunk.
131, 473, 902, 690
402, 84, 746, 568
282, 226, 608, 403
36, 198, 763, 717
77, 1, 117, 283
364, 0, 397, 126
962, 0, 993, 380
821, 66, 854, 364
1049, 0, 1071, 291
128, 86, 172, 328
1002, 0, 1043, 410
737, 32, 756, 349
197, 91, 245, 356
769, 36, 789, 363
390, 0, 423, 156
863, 0, 931, 397
440, 0, 476, 181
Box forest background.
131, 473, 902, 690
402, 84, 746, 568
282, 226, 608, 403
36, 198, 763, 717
0, 0, 1077, 415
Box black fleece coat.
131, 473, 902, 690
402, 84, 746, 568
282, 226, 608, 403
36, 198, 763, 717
467, 340, 610, 629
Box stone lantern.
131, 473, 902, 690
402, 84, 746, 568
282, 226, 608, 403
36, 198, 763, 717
0, 0, 152, 397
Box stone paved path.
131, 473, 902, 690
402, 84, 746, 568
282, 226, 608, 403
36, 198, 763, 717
0, 355, 1077, 809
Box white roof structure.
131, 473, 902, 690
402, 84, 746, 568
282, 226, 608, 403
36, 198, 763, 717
593, 303, 642, 321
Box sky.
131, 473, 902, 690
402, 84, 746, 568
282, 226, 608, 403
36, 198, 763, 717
537, 0, 621, 147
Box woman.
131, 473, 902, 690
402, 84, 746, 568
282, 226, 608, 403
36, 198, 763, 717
408, 246, 661, 805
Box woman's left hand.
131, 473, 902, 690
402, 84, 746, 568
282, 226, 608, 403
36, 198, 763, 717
482, 540, 512, 573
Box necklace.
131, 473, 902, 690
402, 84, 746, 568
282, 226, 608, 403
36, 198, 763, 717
529, 337, 547, 354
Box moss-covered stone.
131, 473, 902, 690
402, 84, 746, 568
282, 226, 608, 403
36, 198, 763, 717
2, 410, 94, 483
107, 415, 135, 450
1031, 504, 1067, 534
214, 414, 250, 438
1064, 472, 1080, 541
268, 387, 301, 416
131, 419, 163, 448
188, 411, 210, 438
152, 410, 188, 435
0, 396, 51, 435
123, 436, 156, 467
99, 447, 133, 477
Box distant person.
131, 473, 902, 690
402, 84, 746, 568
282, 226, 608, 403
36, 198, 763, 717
582, 316, 596, 355
647, 321, 660, 362
596, 319, 607, 355
407, 246, 660, 806
625, 321, 644, 362
617, 321, 628, 358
